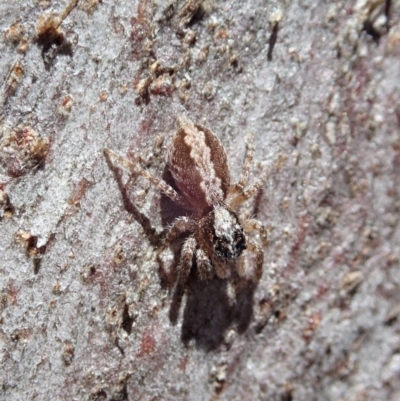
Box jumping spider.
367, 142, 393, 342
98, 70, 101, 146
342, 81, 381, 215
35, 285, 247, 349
104, 116, 267, 287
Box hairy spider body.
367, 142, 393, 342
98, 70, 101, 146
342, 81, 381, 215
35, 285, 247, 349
104, 116, 267, 287
168, 118, 230, 211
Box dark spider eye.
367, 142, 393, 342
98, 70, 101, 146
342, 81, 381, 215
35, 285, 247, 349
214, 228, 246, 260
234, 229, 247, 253
214, 236, 233, 259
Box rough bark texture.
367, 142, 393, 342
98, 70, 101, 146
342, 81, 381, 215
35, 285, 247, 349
1, 0, 400, 400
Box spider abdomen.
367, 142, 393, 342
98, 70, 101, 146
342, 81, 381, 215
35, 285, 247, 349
168, 116, 230, 211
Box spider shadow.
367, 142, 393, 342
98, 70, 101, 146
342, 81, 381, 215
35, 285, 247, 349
178, 271, 258, 351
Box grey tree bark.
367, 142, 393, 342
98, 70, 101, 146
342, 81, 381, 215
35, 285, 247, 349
1, 0, 400, 400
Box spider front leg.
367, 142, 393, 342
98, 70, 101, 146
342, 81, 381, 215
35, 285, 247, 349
243, 218, 269, 245
195, 248, 213, 280
213, 258, 229, 279
246, 238, 264, 281
236, 254, 246, 277
177, 235, 197, 286
158, 216, 196, 254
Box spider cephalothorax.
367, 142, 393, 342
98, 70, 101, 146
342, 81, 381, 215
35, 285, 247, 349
105, 116, 267, 287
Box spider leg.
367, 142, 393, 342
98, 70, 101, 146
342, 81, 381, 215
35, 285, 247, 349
104, 148, 187, 207
177, 235, 197, 286
229, 132, 254, 195
246, 238, 264, 281
228, 165, 268, 209
242, 218, 269, 245
159, 216, 196, 254
236, 254, 246, 277
196, 248, 213, 280
214, 259, 229, 279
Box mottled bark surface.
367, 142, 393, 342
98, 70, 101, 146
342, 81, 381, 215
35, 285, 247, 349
1, 0, 400, 400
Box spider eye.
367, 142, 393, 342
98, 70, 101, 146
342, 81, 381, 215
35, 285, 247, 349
234, 229, 247, 253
